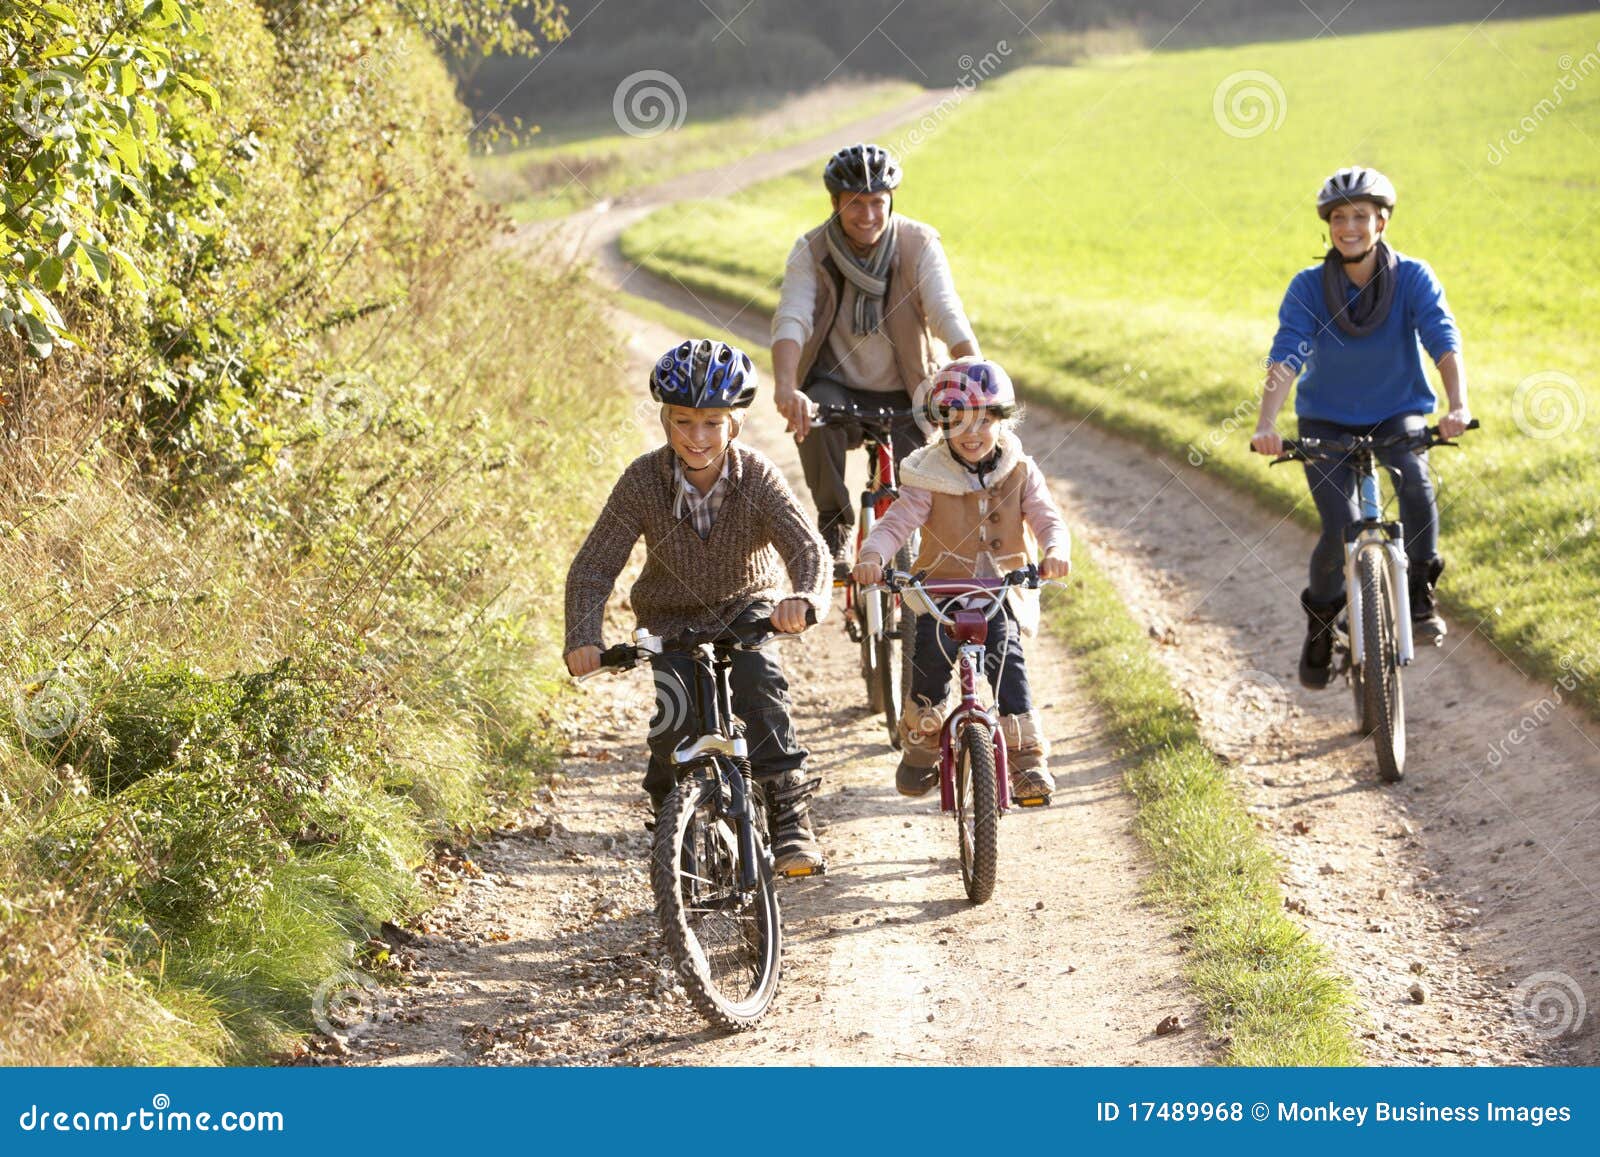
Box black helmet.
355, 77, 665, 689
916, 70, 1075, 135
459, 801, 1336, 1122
649, 339, 758, 409
1316, 166, 1397, 220
823, 143, 902, 196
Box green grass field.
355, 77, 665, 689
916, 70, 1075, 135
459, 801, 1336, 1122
622, 12, 1600, 719
472, 81, 922, 222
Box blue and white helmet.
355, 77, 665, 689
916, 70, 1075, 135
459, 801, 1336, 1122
649, 339, 758, 409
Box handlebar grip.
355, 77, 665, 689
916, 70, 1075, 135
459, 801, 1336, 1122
598, 643, 637, 669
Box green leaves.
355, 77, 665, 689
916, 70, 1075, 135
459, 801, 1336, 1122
0, 0, 209, 359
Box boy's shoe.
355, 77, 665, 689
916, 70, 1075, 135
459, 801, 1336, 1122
1000, 713, 1052, 803
1009, 765, 1054, 803
1409, 557, 1446, 646
1299, 589, 1345, 689
896, 757, 939, 797
766, 772, 825, 875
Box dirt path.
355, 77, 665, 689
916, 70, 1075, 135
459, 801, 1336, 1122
337, 97, 1211, 1067
341, 318, 1209, 1067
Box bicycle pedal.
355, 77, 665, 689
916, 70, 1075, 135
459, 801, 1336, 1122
1011, 795, 1051, 808
778, 862, 827, 879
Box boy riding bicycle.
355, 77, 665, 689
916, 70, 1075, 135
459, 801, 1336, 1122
851, 358, 1071, 802
564, 339, 831, 874
1251, 167, 1472, 690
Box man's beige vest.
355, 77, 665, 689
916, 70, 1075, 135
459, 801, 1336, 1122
794, 217, 944, 392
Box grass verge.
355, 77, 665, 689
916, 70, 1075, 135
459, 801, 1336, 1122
1044, 553, 1360, 1066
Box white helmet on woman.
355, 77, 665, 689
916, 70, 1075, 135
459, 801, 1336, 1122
1316, 166, 1397, 220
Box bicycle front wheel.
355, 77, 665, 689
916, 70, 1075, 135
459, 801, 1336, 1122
651, 771, 782, 1028
877, 543, 918, 748
955, 722, 999, 904
1356, 548, 1406, 782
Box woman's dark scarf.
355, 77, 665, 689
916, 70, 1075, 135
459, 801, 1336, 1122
1323, 239, 1397, 338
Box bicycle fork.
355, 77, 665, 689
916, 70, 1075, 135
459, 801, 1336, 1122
1344, 468, 1416, 668
936, 644, 1010, 814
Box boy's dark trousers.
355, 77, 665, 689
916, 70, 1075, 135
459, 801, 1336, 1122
641, 605, 808, 809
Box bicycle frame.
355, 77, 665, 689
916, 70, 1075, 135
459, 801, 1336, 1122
893, 581, 1016, 817
1340, 452, 1416, 668
853, 435, 899, 637
935, 625, 1010, 817
658, 635, 764, 889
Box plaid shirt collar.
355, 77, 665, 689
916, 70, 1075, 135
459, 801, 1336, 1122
673, 454, 731, 540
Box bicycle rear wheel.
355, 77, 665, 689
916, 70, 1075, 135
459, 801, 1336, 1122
651, 770, 782, 1028
954, 722, 999, 904
1357, 548, 1406, 782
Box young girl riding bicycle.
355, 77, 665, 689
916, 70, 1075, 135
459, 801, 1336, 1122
852, 358, 1071, 803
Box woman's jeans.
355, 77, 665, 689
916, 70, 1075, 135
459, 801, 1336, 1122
1299, 413, 1438, 604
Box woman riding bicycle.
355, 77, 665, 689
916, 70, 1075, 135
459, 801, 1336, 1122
1250, 166, 1472, 690
852, 358, 1070, 802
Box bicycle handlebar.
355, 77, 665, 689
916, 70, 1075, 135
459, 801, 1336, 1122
809, 401, 916, 431
576, 606, 818, 681
1271, 418, 1480, 466
867, 564, 1069, 629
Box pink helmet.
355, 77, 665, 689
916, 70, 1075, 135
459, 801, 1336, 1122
924, 357, 1017, 428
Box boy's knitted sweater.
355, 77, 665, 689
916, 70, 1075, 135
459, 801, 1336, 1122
564, 443, 830, 652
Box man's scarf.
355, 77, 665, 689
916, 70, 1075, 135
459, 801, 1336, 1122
825, 215, 899, 336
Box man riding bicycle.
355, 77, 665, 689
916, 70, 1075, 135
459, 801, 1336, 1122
1250, 167, 1472, 690
770, 143, 981, 577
